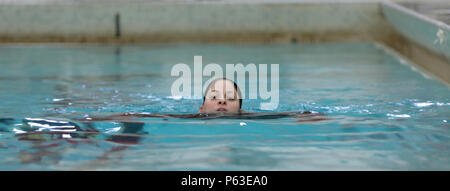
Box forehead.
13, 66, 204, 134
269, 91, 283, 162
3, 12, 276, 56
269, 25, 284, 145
208, 80, 235, 91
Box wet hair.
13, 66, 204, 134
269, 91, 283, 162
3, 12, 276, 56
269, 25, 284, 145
202, 78, 242, 109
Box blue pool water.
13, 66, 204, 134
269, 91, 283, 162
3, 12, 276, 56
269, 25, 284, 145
0, 42, 449, 170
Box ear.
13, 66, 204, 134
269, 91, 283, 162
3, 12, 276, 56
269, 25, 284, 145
199, 106, 204, 113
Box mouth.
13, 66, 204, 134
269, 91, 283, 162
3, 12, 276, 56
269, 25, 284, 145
216, 108, 228, 112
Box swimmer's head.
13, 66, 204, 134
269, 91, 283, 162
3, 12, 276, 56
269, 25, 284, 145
200, 78, 242, 114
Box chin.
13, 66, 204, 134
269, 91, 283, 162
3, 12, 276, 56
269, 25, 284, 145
217, 110, 240, 114
205, 110, 239, 114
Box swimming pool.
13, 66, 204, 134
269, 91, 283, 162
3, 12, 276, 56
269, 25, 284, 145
0, 42, 449, 170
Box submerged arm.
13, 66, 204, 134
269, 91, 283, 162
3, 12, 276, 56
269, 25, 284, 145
292, 111, 328, 123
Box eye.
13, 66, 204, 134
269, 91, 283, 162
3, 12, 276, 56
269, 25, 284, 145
226, 94, 236, 100
206, 91, 223, 100
206, 95, 217, 100
225, 91, 238, 101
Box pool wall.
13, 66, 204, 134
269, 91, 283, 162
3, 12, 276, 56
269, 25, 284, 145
380, 1, 450, 84
0, 0, 391, 43
0, 0, 449, 83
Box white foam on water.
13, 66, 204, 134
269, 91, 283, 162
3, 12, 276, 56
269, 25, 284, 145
166, 95, 183, 100
387, 113, 411, 118
413, 102, 434, 107
12, 128, 26, 134
62, 134, 72, 139
105, 126, 122, 134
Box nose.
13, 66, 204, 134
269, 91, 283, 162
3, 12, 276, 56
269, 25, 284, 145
217, 99, 227, 105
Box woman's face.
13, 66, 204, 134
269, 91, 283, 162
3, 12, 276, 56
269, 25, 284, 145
200, 79, 241, 114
